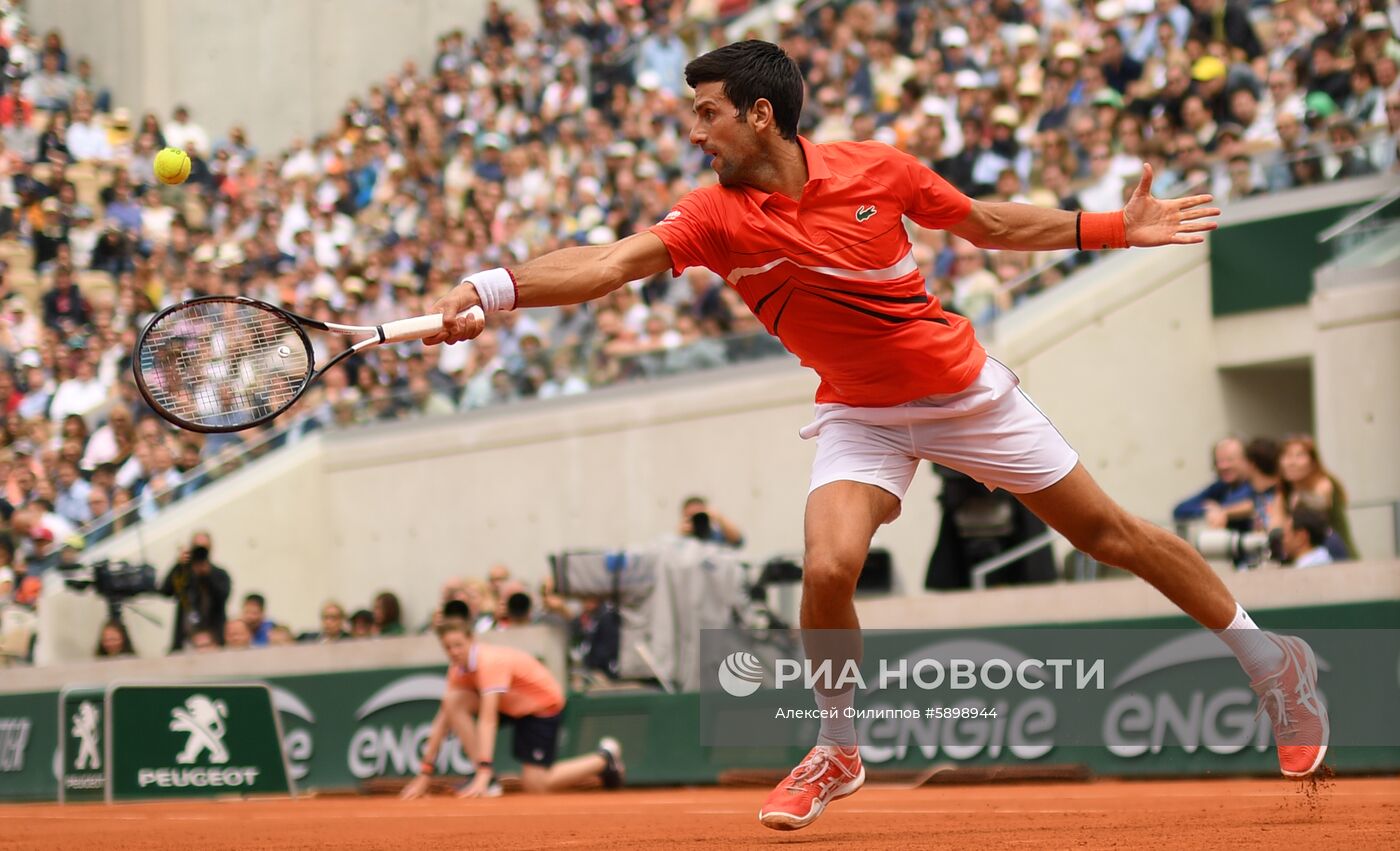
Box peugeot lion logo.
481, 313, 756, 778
718, 651, 765, 697
170, 695, 230, 765
71, 702, 101, 770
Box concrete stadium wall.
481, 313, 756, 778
1313, 267, 1400, 559
29, 0, 535, 153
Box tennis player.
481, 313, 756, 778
428, 40, 1328, 830
400, 618, 623, 799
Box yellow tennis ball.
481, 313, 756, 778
154, 147, 191, 185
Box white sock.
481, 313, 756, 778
1215, 603, 1286, 682
815, 689, 856, 748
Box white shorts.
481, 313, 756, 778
801, 358, 1078, 520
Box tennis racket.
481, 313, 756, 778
133, 295, 483, 433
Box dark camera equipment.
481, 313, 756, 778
62, 558, 157, 622
689, 511, 713, 542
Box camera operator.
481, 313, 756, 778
678, 495, 744, 547
159, 531, 230, 652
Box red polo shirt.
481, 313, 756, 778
651, 137, 985, 407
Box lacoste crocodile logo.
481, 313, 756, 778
855, 205, 877, 222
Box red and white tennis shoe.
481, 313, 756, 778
758, 745, 864, 831
1251, 633, 1329, 777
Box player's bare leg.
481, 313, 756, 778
1015, 463, 1328, 776
519, 738, 623, 793
759, 480, 897, 831
1014, 463, 1235, 627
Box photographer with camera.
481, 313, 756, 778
678, 495, 744, 547
159, 530, 230, 652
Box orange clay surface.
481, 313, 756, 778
3, 776, 1397, 850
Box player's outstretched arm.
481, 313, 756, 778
426, 232, 674, 345
458, 691, 501, 798
401, 704, 451, 799
947, 163, 1220, 253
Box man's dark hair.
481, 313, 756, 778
244, 593, 266, 609
1244, 437, 1280, 476
442, 599, 470, 619
1289, 504, 1329, 548
506, 591, 532, 620
684, 40, 803, 141
350, 609, 374, 629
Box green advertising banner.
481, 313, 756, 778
59, 686, 107, 803
106, 684, 294, 801
0, 602, 1396, 803
0, 690, 56, 802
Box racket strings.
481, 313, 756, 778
137, 301, 311, 429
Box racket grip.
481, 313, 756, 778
380, 306, 486, 343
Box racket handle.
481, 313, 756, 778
379, 306, 486, 343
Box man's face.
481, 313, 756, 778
1282, 516, 1308, 559
689, 82, 761, 187
321, 606, 345, 636
1231, 90, 1257, 125
242, 600, 264, 628
1214, 439, 1244, 482
225, 620, 251, 648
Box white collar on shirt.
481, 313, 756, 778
1294, 547, 1333, 569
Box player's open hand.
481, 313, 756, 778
425, 279, 487, 346
400, 774, 431, 800
1123, 163, 1221, 247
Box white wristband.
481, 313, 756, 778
464, 267, 517, 313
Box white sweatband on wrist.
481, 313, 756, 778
464, 267, 518, 313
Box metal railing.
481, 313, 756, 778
969, 530, 1059, 590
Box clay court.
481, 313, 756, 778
5, 776, 1397, 850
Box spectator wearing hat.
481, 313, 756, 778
1190, 55, 1230, 120
32, 197, 68, 270
970, 105, 1031, 197
941, 27, 976, 73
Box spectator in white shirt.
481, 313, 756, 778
49, 355, 107, 423
66, 103, 112, 163
1283, 505, 1334, 569
164, 104, 210, 157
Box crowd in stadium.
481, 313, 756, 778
88, 532, 612, 662
0, 0, 1393, 659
